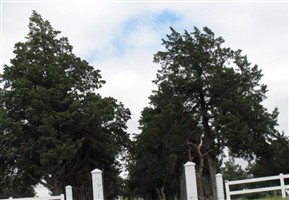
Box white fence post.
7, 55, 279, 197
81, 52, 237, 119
216, 173, 225, 200
280, 173, 286, 198
225, 180, 231, 200
184, 161, 198, 200
65, 185, 73, 200
91, 168, 104, 200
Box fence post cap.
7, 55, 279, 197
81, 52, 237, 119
184, 161, 195, 166
216, 173, 223, 177
91, 168, 102, 174
65, 185, 72, 188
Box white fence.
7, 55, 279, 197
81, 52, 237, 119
216, 173, 289, 200
0, 168, 104, 200
184, 163, 289, 200
4, 165, 287, 200
0, 195, 64, 200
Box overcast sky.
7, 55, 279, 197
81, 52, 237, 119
1, 0, 288, 196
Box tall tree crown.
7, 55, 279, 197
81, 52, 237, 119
152, 26, 278, 158
128, 26, 280, 199
0, 11, 130, 198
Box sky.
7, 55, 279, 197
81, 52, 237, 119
1, 0, 288, 196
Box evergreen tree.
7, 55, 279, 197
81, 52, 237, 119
0, 11, 131, 198
249, 132, 289, 177
129, 27, 279, 200
221, 157, 249, 182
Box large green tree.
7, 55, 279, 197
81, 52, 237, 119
129, 27, 279, 200
0, 11, 130, 198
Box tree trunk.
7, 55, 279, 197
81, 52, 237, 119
193, 135, 206, 200
196, 155, 205, 200
156, 186, 166, 200
208, 154, 218, 200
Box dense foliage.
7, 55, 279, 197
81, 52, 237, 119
128, 27, 280, 200
0, 11, 130, 198
250, 132, 289, 177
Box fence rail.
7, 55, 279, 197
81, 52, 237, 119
0, 194, 64, 200
224, 173, 289, 200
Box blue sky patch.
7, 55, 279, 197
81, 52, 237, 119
154, 10, 181, 24
110, 10, 182, 57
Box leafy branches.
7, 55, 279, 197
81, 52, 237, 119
0, 11, 130, 198
128, 26, 280, 200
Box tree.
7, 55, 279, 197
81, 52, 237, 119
128, 99, 191, 199
221, 157, 249, 182
0, 93, 36, 198
129, 26, 279, 200
0, 158, 36, 198
249, 132, 289, 177
0, 11, 131, 198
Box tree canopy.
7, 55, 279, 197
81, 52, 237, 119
249, 132, 289, 177
128, 26, 280, 200
1, 11, 285, 200
0, 11, 130, 198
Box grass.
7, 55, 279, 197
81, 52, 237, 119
261, 197, 289, 200
241, 196, 289, 200
234, 192, 289, 200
